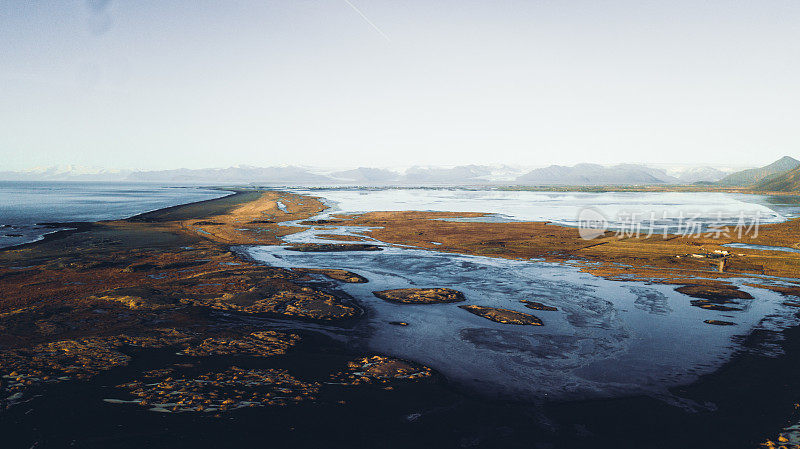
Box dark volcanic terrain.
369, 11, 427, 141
1, 190, 799, 448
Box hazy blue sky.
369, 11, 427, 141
2, 0, 799, 170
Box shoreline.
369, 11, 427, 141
0, 222, 98, 252
0, 185, 236, 251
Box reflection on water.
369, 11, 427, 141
247, 244, 799, 402
738, 193, 800, 219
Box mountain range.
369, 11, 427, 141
514, 163, 678, 185
716, 156, 800, 187
126, 166, 332, 184
3, 161, 792, 187
670, 167, 729, 184
0, 165, 132, 182
753, 165, 800, 192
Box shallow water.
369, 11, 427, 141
246, 243, 798, 403
238, 189, 800, 402
724, 242, 800, 254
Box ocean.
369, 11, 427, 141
0, 182, 230, 248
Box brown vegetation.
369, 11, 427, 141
520, 300, 558, 311
331, 356, 433, 385
458, 305, 544, 325
0, 190, 387, 412
311, 210, 800, 291
292, 268, 369, 283
372, 288, 465, 304
286, 243, 382, 252
113, 367, 320, 413
704, 320, 737, 326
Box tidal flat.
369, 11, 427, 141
1, 188, 799, 448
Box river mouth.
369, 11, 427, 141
239, 188, 800, 405
245, 241, 799, 404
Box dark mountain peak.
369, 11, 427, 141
771, 156, 800, 167
717, 156, 800, 187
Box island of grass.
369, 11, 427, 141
704, 319, 737, 326
675, 284, 754, 301
293, 268, 369, 283
459, 305, 544, 325
690, 299, 743, 312
285, 243, 382, 252
372, 288, 465, 304
521, 300, 558, 311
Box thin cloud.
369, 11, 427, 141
342, 0, 391, 42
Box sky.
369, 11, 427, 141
1, 0, 799, 171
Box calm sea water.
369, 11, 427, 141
0, 182, 230, 248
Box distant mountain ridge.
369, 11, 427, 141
0, 165, 132, 181
514, 163, 678, 185
0, 164, 525, 185
126, 166, 331, 184
401, 165, 493, 184
716, 156, 800, 187
753, 165, 800, 192
671, 167, 729, 184
0, 161, 785, 187
331, 167, 400, 183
